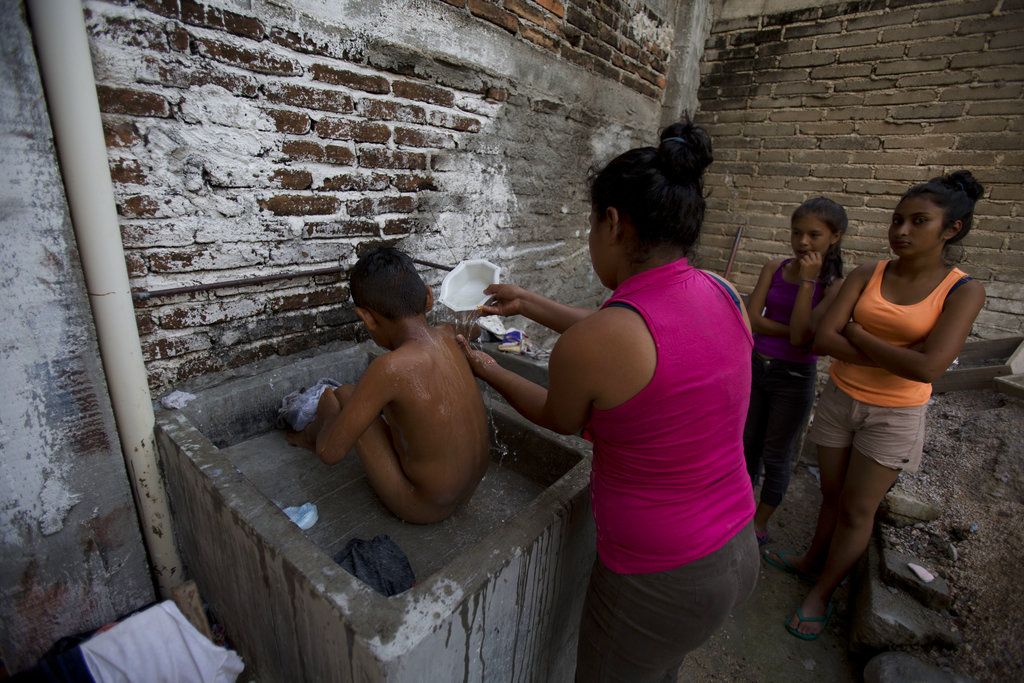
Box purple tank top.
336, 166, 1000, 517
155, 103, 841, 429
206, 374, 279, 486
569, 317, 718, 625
753, 259, 823, 364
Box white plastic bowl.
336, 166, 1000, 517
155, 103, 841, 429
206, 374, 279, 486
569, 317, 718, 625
438, 259, 501, 312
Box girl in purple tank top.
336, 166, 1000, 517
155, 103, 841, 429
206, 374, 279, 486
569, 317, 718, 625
744, 198, 847, 546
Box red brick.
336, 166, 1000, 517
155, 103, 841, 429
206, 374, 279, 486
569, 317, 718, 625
320, 173, 390, 191
142, 57, 260, 97
358, 148, 428, 170
96, 85, 171, 118
264, 108, 312, 134
310, 64, 390, 94
109, 158, 146, 184
536, 0, 565, 18
522, 25, 558, 50
505, 0, 559, 31
195, 38, 301, 76
392, 174, 438, 192
223, 10, 265, 40
93, 14, 170, 51
304, 220, 379, 237
263, 83, 353, 114
135, 311, 157, 336
347, 195, 416, 216
269, 287, 348, 312
281, 140, 355, 165
118, 195, 160, 217
103, 121, 141, 148
124, 251, 147, 278
394, 127, 456, 148
383, 217, 422, 235
357, 99, 428, 123
426, 110, 482, 132
167, 25, 190, 51
484, 86, 508, 102
260, 194, 341, 216
467, 0, 519, 33
316, 117, 391, 143
269, 169, 313, 190
392, 80, 456, 107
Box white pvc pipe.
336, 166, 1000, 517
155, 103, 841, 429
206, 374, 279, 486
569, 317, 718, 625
27, 0, 183, 596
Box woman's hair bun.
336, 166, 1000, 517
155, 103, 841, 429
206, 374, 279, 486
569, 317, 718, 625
944, 170, 984, 203
657, 118, 713, 184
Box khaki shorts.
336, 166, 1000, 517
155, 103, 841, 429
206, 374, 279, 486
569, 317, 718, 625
808, 380, 927, 472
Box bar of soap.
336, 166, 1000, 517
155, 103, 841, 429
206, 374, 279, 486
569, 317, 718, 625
907, 562, 934, 583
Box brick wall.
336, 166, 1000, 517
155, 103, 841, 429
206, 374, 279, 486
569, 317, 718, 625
84, 0, 687, 391
697, 0, 1024, 339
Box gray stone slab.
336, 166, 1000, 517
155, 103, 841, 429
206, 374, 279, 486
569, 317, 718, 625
863, 652, 976, 683
881, 549, 952, 610
995, 374, 1024, 401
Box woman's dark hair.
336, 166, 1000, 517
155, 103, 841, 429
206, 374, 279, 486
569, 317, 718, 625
901, 170, 984, 261
792, 196, 847, 287
350, 247, 428, 319
589, 118, 713, 259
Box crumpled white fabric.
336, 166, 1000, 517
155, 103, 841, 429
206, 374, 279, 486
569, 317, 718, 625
79, 601, 244, 683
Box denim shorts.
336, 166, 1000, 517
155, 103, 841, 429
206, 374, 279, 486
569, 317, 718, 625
808, 379, 927, 472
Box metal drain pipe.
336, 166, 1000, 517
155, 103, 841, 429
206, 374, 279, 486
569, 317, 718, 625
27, 0, 183, 595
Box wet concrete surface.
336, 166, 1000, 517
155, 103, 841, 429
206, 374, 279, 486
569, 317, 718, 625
683, 459, 858, 682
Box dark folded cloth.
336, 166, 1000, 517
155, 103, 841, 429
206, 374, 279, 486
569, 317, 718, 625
333, 535, 415, 597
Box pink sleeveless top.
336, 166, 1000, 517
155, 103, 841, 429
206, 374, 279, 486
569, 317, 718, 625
587, 258, 756, 574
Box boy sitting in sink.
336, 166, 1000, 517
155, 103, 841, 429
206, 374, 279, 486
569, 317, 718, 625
287, 247, 490, 524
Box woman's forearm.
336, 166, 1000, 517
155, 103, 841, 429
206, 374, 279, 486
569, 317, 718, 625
846, 328, 940, 382
815, 331, 878, 366
750, 314, 789, 337
479, 362, 553, 428
788, 282, 816, 347
521, 292, 594, 334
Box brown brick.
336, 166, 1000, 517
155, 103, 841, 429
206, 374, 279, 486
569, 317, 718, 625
93, 14, 170, 51
875, 57, 948, 76
320, 172, 390, 191
394, 127, 456, 148
783, 20, 842, 40
954, 134, 1024, 150
304, 220, 379, 238
264, 108, 312, 134
504, 0, 559, 31
811, 164, 874, 179
939, 84, 1024, 101
950, 49, 1022, 69
426, 110, 482, 132
777, 51, 835, 68
889, 103, 964, 120
260, 194, 340, 216
989, 31, 1024, 50
358, 148, 428, 170
973, 64, 1024, 84
895, 71, 972, 88
347, 195, 416, 216
773, 81, 830, 95
124, 251, 147, 278
269, 287, 348, 312
800, 121, 856, 134
222, 10, 265, 40
263, 84, 353, 114
878, 23, 953, 43
957, 13, 1024, 35
816, 31, 879, 50
316, 117, 391, 143
854, 122, 925, 136
141, 57, 259, 97
357, 99, 428, 123
97, 85, 171, 118
834, 77, 898, 92
392, 80, 456, 107
118, 195, 160, 217
109, 158, 146, 184
864, 90, 935, 106
882, 134, 957, 149
167, 25, 190, 51
103, 121, 141, 148
392, 174, 438, 192
195, 37, 301, 76
836, 44, 904, 63
281, 140, 355, 165
269, 169, 313, 190
844, 179, 907, 194
310, 64, 389, 94
522, 25, 558, 50
908, 35, 987, 57
809, 63, 872, 79
383, 217, 423, 235
535, 0, 565, 18
135, 311, 157, 336
915, 0, 997, 21
820, 135, 881, 150
967, 101, 1024, 116
467, 0, 519, 33
843, 8, 917, 30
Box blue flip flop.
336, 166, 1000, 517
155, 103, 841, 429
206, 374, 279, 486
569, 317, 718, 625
785, 602, 834, 641
762, 549, 818, 583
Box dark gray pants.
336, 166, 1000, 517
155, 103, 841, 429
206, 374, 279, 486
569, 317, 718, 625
743, 353, 817, 507
574, 523, 759, 682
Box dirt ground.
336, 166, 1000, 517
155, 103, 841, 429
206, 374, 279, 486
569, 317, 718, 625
682, 387, 1024, 682
881, 389, 1024, 681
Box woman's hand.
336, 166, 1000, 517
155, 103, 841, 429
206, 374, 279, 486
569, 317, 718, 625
797, 252, 824, 281
479, 284, 530, 317
456, 335, 499, 379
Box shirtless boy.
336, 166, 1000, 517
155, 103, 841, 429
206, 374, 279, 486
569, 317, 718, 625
289, 247, 490, 524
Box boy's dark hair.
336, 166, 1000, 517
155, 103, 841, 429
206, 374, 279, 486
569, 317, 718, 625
350, 248, 428, 319
792, 196, 847, 287
589, 117, 713, 260
900, 170, 984, 262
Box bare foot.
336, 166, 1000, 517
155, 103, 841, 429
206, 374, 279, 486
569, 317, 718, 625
286, 429, 314, 450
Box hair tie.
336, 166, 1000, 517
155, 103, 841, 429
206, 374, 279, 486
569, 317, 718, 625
662, 137, 688, 144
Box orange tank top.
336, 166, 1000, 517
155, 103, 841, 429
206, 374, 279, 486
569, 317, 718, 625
831, 260, 966, 407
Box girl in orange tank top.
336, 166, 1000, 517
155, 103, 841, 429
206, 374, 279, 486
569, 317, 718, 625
765, 171, 987, 640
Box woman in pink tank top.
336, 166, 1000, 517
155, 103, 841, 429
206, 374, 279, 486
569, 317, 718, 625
457, 120, 759, 681
767, 171, 987, 640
